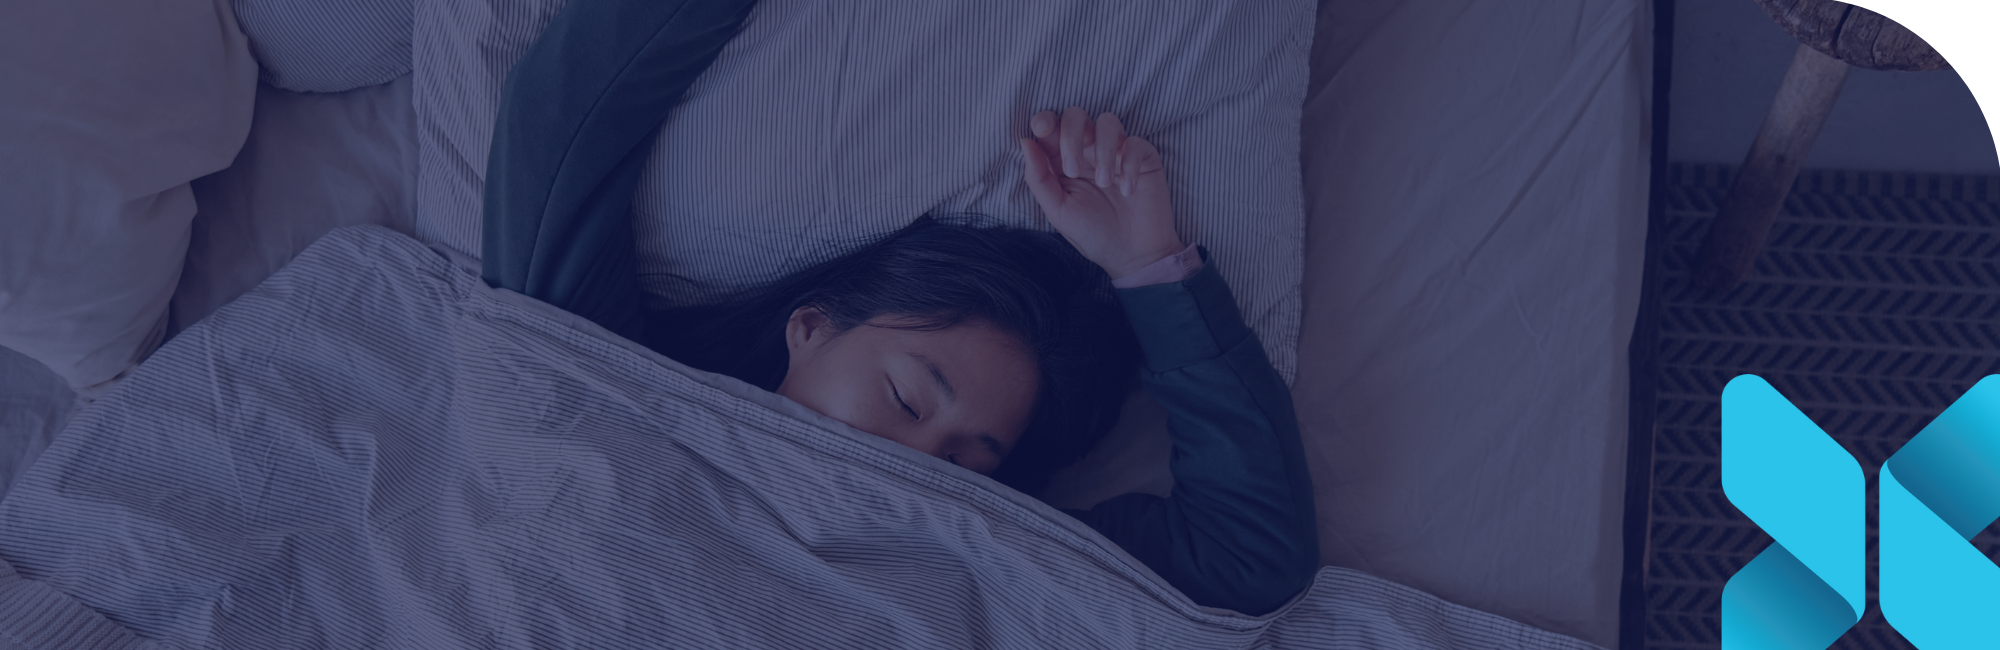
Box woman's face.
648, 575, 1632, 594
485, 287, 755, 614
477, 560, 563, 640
776, 307, 1038, 475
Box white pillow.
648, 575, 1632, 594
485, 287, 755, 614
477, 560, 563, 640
0, 0, 258, 400
411, 0, 1314, 505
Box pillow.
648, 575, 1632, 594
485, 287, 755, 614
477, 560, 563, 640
231, 0, 413, 92
411, 0, 1314, 506
0, 0, 257, 400
176, 76, 419, 336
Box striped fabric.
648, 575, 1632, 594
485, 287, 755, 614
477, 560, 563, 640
231, 0, 412, 92
0, 226, 1596, 650
0, 554, 162, 650
412, 0, 1309, 383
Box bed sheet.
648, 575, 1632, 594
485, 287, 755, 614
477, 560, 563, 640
1292, 0, 1650, 646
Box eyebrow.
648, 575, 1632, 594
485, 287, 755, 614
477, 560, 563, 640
909, 353, 956, 402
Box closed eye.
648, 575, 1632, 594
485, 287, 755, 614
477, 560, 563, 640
890, 380, 920, 420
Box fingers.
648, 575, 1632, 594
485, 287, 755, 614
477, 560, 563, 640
1031, 110, 1056, 139
1117, 135, 1161, 196
1059, 106, 1090, 179
1018, 137, 1064, 210
1094, 113, 1124, 188
1030, 107, 1147, 194
1032, 110, 1061, 164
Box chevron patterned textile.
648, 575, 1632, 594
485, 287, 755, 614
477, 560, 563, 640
1645, 162, 2000, 650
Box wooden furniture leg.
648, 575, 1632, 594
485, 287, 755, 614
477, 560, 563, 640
1694, 43, 1849, 291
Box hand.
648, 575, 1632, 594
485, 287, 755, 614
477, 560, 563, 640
1018, 107, 1183, 279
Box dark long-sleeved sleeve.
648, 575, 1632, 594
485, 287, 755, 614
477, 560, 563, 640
1061, 249, 1320, 616
479, 0, 757, 346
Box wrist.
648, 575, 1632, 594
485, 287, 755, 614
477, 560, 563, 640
1107, 242, 1196, 286
1103, 245, 1183, 279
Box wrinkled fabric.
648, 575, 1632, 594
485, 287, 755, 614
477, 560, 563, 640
0, 226, 1599, 650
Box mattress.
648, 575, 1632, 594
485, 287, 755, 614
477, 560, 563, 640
0, 0, 1649, 645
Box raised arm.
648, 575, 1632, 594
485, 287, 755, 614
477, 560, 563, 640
1020, 108, 1319, 615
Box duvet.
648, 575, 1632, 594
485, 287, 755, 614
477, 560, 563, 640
0, 226, 1596, 650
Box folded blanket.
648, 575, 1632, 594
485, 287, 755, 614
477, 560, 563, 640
0, 226, 1598, 650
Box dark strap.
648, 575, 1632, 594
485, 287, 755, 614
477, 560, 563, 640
481, 0, 759, 344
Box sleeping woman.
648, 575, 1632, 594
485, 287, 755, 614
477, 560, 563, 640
481, 0, 1318, 617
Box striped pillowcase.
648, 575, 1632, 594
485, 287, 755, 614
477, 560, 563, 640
412, 0, 1311, 383
230, 0, 413, 92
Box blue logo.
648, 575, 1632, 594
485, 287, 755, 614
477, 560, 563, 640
1723, 374, 2000, 649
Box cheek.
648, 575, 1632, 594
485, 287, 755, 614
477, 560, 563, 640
779, 348, 893, 437
782, 363, 857, 422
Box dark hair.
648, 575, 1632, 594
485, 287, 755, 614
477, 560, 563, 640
650, 214, 1142, 494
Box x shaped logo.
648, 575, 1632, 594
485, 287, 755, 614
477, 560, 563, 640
1723, 375, 2000, 649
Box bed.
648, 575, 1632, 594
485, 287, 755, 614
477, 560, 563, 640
0, 0, 1649, 646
